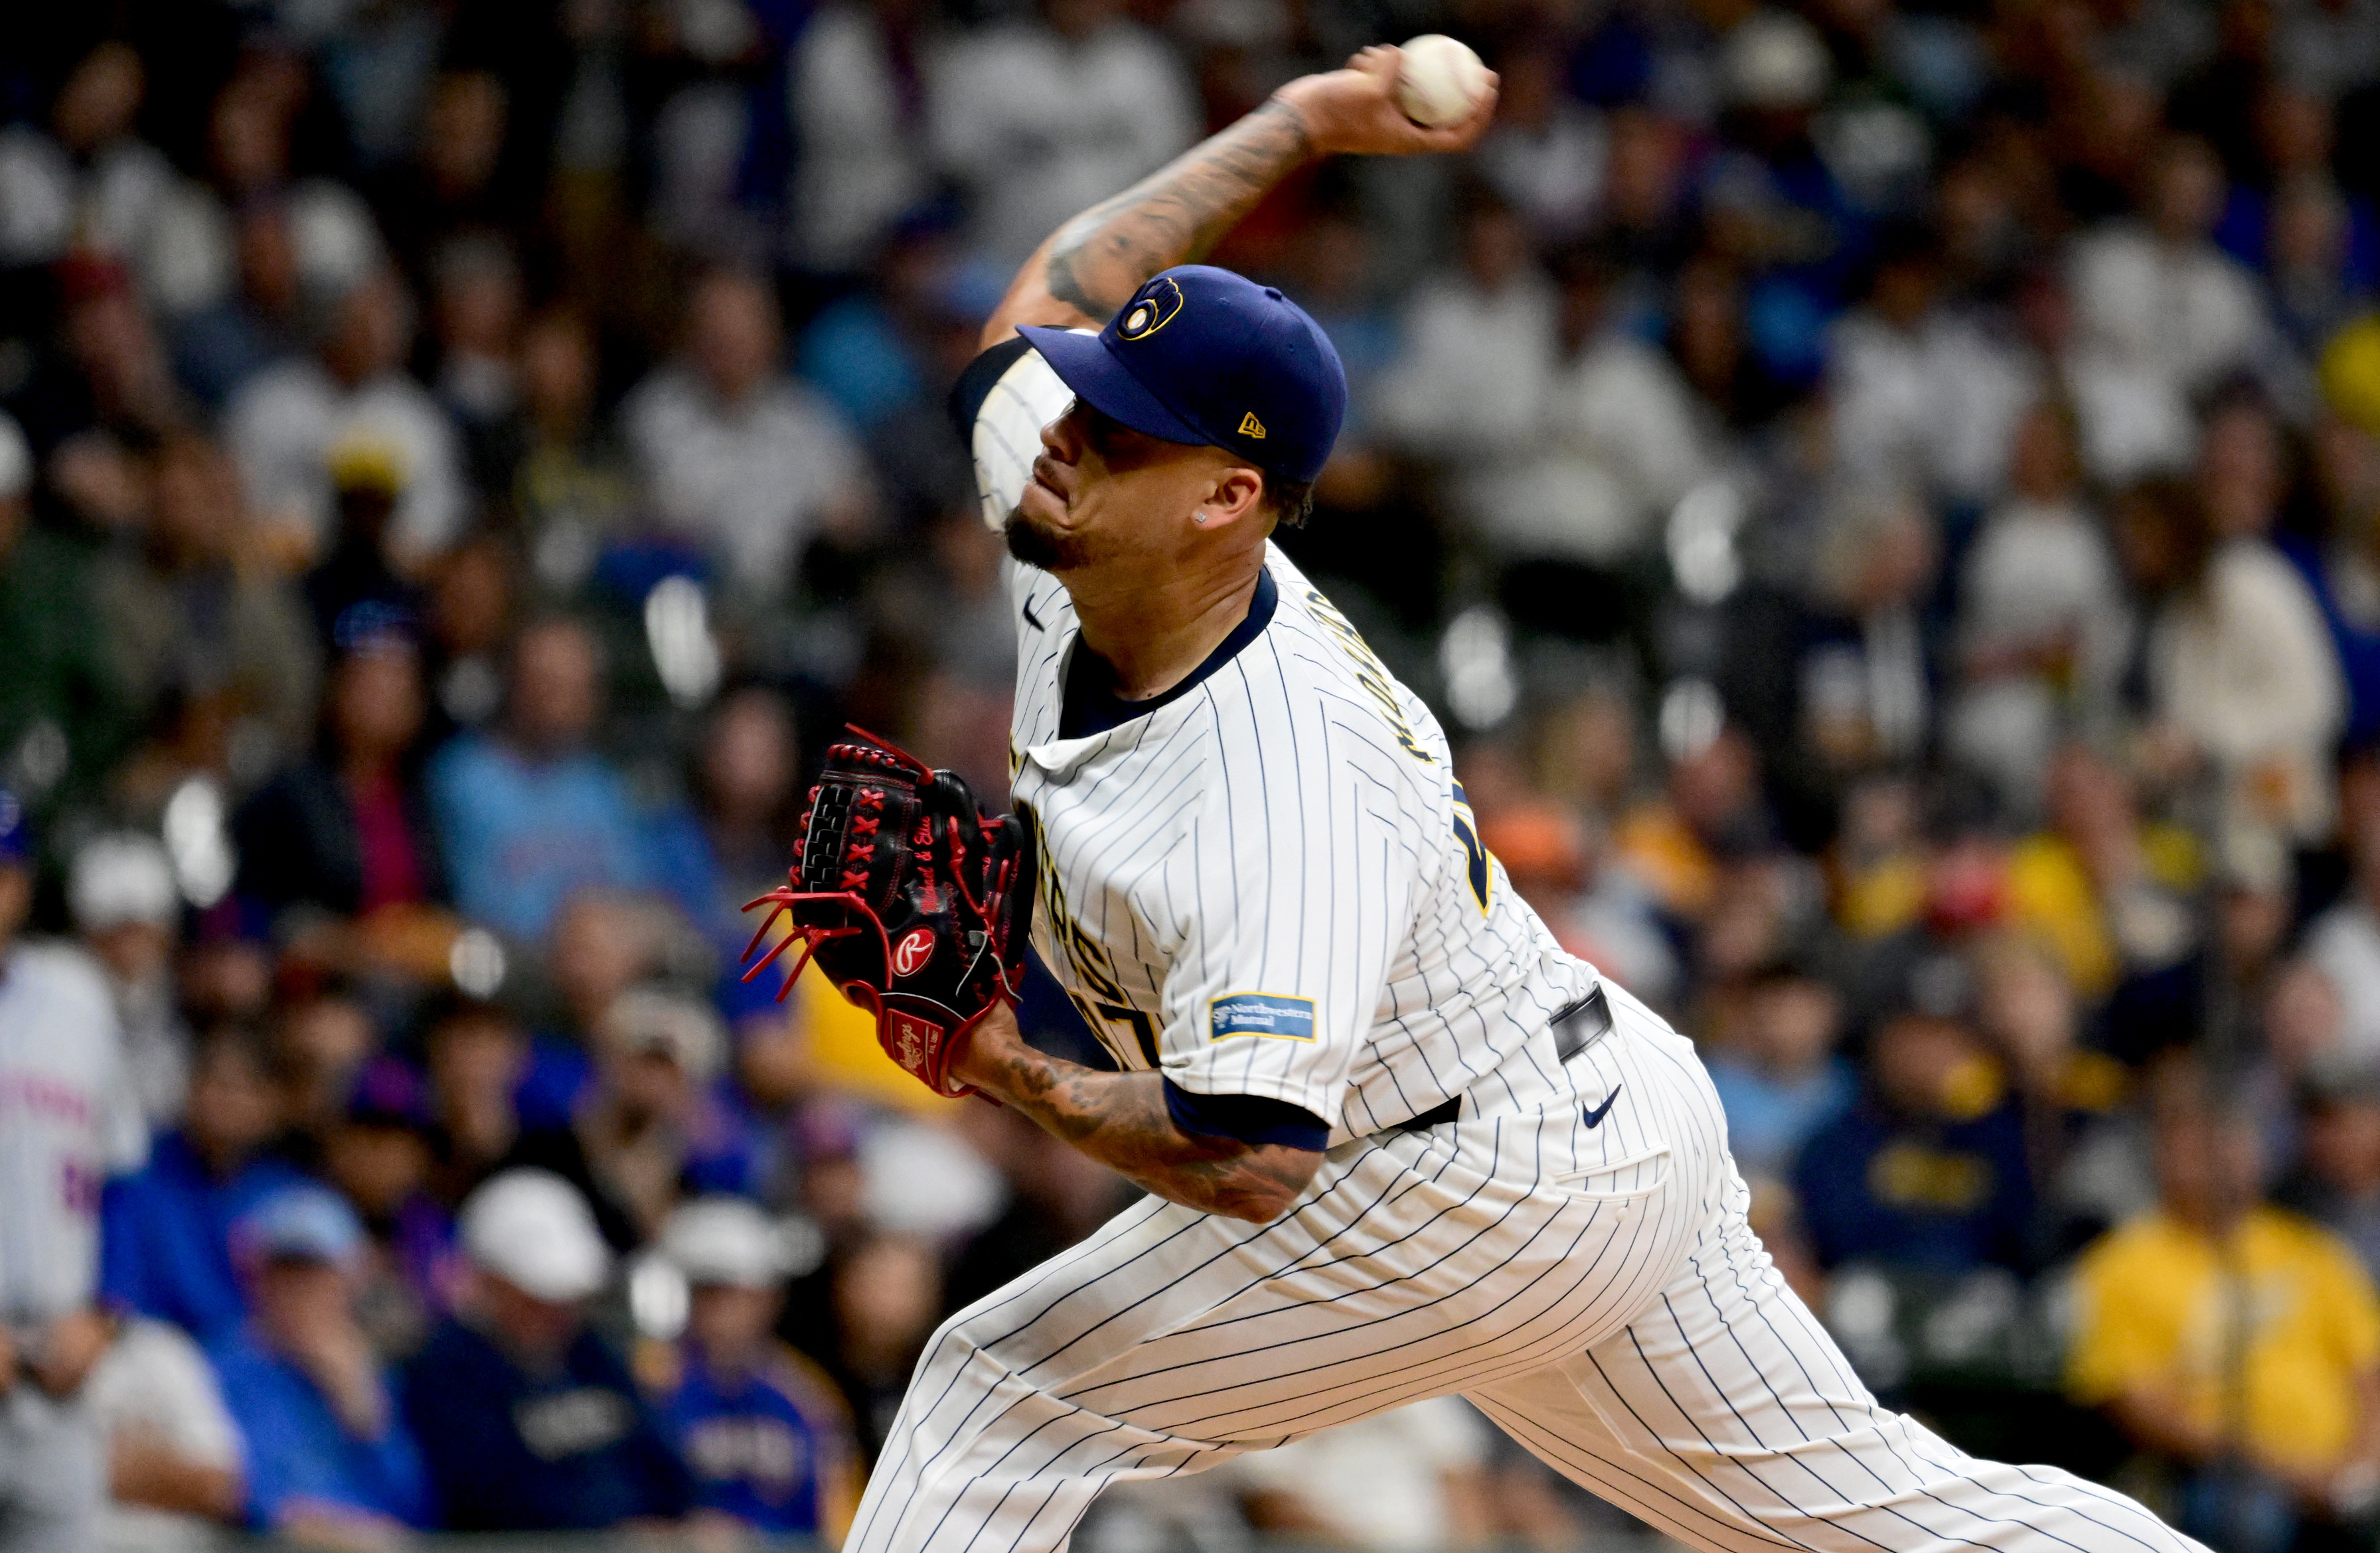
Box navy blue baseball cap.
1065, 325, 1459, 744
1020, 265, 1348, 486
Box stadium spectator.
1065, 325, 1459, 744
925, 0, 1197, 265
169, 195, 305, 411
572, 987, 738, 1240
401, 1169, 694, 1531
232, 603, 447, 968
509, 307, 640, 603
1706, 958, 1854, 1186
209, 1185, 430, 1542
945, 1104, 1134, 1314
92, 431, 321, 772
301, 456, 426, 655
0, 42, 171, 275
68, 831, 189, 1127
426, 616, 655, 942
653, 1197, 862, 1541
2069, 1063, 2380, 1552
648, 686, 803, 962
621, 269, 873, 607
36, 251, 190, 462
420, 994, 534, 1202
102, 1023, 304, 1344
84, 1315, 245, 1548
425, 234, 524, 501
2278, 1067, 2380, 1282
274, 991, 378, 1154
1944, 400, 2131, 820
319, 1057, 453, 1361
224, 264, 465, 565
0, 409, 136, 822
1419, 237, 1710, 634
370, 71, 513, 289
1376, 193, 1558, 550
2004, 742, 2201, 1006
1793, 960, 2041, 1277
2102, 826, 2298, 1069
787, 0, 939, 277
2071, 135, 2289, 406
546, 889, 671, 1055
0, 787, 147, 1553
2119, 460, 2347, 846
1825, 226, 2031, 510
799, 1231, 945, 1461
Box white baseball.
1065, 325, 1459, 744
1393, 35, 1489, 128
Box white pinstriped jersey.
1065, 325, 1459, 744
969, 340, 1599, 1140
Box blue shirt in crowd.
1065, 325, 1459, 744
210, 1325, 430, 1530
400, 1317, 694, 1531
1706, 1055, 1856, 1183
425, 733, 657, 942
100, 1132, 307, 1343
657, 1343, 854, 1536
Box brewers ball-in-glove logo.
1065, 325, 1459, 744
740, 729, 1035, 1098
1117, 276, 1185, 340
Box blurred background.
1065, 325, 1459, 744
10, 0, 2380, 1546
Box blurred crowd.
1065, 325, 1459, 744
16, 0, 2380, 1546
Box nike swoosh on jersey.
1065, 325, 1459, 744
1583, 1088, 1621, 1129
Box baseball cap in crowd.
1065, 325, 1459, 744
1019, 264, 1348, 485
345, 1055, 437, 1133
599, 987, 726, 1084
68, 833, 179, 932
459, 1168, 612, 1302
659, 1198, 799, 1290
234, 1183, 365, 1270
0, 788, 26, 867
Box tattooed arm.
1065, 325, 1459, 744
950, 1003, 1322, 1221
980, 45, 1498, 349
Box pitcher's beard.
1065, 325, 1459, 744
1002, 503, 1091, 571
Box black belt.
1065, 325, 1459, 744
1391, 984, 1615, 1134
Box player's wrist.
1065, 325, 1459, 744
1265, 80, 1332, 159
947, 1001, 1023, 1096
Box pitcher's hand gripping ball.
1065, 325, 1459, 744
741, 730, 1035, 1098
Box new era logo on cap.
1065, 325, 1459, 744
1018, 265, 1348, 485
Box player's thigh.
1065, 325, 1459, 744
918, 1102, 1709, 1452
1467, 1190, 2203, 1553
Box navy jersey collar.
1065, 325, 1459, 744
1058, 569, 1277, 741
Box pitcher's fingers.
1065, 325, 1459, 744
1410, 74, 1500, 149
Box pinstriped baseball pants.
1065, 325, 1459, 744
847, 988, 2206, 1553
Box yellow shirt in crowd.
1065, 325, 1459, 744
2067, 1207, 2380, 1474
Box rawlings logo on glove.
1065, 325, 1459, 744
740, 729, 1035, 1098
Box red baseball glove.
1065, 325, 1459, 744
740, 729, 1034, 1098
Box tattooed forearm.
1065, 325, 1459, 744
1042, 98, 1315, 319
961, 1020, 1320, 1221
